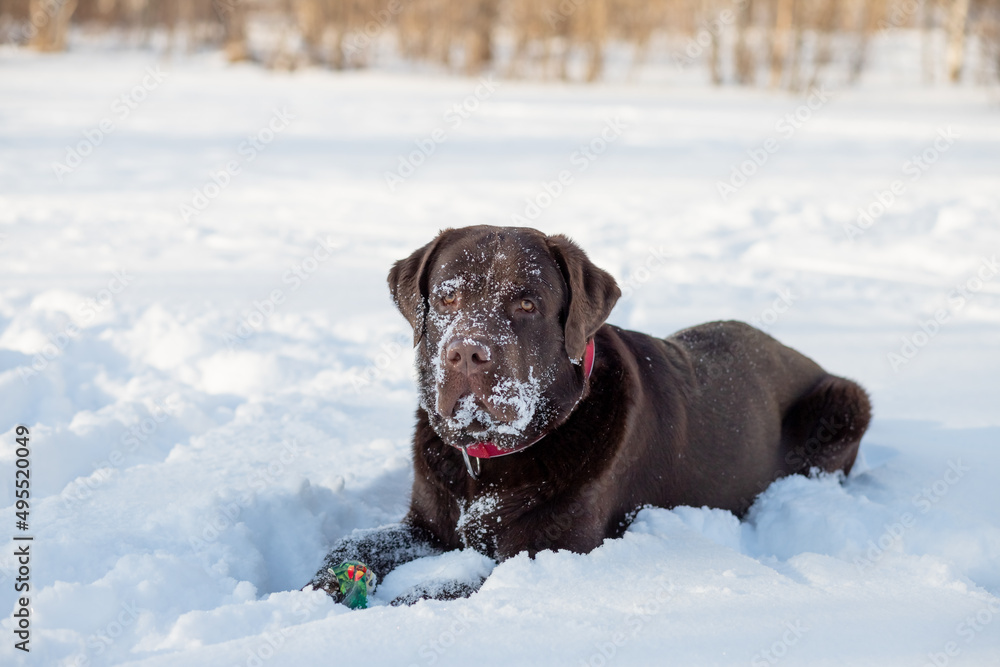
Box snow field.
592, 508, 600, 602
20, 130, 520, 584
0, 45, 998, 665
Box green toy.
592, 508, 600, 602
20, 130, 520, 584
328, 561, 376, 609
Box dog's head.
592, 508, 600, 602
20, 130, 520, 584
388, 226, 620, 452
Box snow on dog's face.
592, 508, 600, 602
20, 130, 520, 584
388, 226, 620, 452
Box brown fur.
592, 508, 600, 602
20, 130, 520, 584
308, 226, 871, 603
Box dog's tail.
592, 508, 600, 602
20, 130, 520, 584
781, 375, 872, 476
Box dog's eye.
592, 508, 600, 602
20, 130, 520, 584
520, 299, 536, 313
442, 292, 457, 305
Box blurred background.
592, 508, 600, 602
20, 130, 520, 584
2, 0, 999, 87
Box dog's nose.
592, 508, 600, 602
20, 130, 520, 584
445, 338, 492, 376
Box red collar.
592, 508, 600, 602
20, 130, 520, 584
460, 338, 596, 461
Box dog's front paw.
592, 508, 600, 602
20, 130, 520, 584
303, 573, 345, 603
389, 577, 484, 606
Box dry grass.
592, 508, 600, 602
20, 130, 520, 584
1, 0, 998, 85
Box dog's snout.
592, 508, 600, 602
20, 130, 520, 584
446, 338, 492, 376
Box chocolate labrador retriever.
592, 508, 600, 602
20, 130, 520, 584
307, 225, 870, 604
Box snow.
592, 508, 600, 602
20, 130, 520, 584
446, 370, 541, 439
1, 42, 999, 666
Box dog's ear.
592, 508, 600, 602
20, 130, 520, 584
388, 230, 453, 346
546, 234, 621, 362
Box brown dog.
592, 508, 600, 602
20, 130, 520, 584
308, 225, 871, 604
